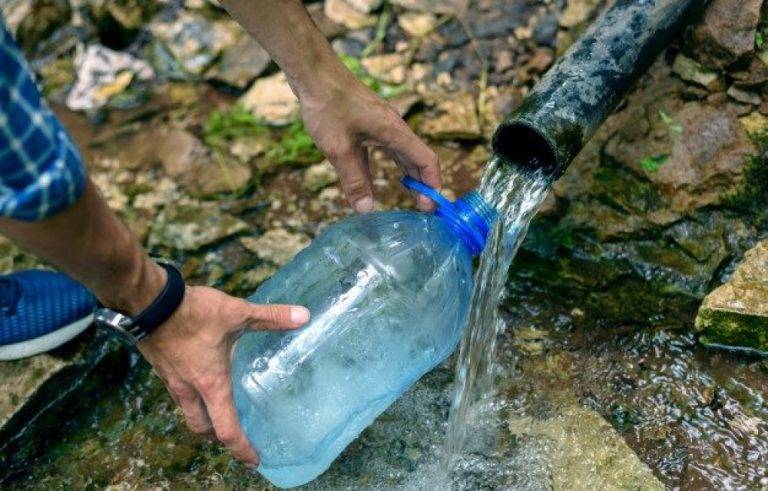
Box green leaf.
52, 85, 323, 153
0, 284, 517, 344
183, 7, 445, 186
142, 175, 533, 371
266, 122, 323, 165
659, 110, 683, 134
757, 31, 764, 49
640, 154, 668, 173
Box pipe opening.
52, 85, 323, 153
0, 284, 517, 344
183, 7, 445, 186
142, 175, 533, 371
491, 122, 559, 178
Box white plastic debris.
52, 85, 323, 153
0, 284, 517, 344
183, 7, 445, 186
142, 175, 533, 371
66, 44, 154, 111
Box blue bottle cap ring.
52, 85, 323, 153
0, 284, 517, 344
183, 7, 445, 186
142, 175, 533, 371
401, 176, 497, 256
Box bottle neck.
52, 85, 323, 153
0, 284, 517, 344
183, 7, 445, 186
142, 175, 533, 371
436, 191, 497, 257
400, 177, 498, 256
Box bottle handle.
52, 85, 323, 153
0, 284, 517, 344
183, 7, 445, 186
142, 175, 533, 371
401, 176, 453, 209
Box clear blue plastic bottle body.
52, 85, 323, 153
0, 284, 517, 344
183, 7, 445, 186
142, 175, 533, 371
231, 211, 475, 487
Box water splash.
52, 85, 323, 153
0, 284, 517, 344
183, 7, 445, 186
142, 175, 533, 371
444, 156, 551, 475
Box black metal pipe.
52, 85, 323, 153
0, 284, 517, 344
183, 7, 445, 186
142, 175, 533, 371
491, 0, 707, 180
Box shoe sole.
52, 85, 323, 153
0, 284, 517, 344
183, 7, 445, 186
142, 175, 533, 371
0, 314, 93, 361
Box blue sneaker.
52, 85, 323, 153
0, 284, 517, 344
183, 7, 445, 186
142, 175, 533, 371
0, 270, 95, 360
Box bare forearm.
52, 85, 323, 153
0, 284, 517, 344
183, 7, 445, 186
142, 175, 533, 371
0, 180, 164, 315
219, 0, 354, 98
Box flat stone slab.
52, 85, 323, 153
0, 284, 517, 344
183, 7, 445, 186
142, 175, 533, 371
0, 355, 70, 429
0, 330, 130, 481
696, 240, 768, 354
508, 406, 664, 491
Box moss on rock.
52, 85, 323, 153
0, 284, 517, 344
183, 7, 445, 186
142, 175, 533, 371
695, 240, 768, 353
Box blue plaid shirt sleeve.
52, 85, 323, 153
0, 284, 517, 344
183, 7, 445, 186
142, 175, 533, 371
0, 19, 86, 221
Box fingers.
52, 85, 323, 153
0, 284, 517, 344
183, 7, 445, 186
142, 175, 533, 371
199, 378, 259, 466
329, 147, 374, 213
166, 377, 214, 437
373, 112, 441, 212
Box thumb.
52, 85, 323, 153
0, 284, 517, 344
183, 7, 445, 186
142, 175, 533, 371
240, 302, 310, 330
330, 146, 374, 213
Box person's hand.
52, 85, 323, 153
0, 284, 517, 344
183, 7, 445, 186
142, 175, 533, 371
294, 67, 441, 213
136, 284, 310, 465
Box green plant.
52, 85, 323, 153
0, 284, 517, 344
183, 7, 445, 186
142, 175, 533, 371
266, 122, 323, 165
756, 20, 768, 49
640, 154, 668, 173
202, 105, 267, 153
360, 2, 392, 57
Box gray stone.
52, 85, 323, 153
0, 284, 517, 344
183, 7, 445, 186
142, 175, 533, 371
150, 13, 240, 76
240, 228, 310, 266
148, 202, 249, 251
672, 54, 725, 91
205, 34, 271, 90
727, 86, 762, 106
303, 160, 339, 192
420, 92, 482, 140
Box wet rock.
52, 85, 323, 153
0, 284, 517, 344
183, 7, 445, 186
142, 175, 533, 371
148, 202, 248, 251
420, 92, 482, 140
513, 327, 550, 356
508, 406, 665, 491
0, 334, 129, 473
397, 12, 438, 37
240, 228, 310, 266
672, 54, 725, 92
303, 160, 339, 192
691, 0, 762, 69
727, 86, 762, 106
695, 240, 768, 354
66, 44, 154, 111
361, 53, 407, 84
324, 0, 377, 30
205, 34, 271, 90
604, 102, 754, 215
239, 71, 300, 125
0, 356, 69, 430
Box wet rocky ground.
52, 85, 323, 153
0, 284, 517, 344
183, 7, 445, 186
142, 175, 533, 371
1, 0, 768, 488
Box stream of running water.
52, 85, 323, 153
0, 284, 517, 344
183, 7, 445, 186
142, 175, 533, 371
444, 156, 551, 474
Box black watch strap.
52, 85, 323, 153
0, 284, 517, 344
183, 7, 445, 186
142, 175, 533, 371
95, 261, 185, 342
131, 262, 185, 340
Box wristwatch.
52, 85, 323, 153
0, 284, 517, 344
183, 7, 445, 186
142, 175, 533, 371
94, 259, 186, 343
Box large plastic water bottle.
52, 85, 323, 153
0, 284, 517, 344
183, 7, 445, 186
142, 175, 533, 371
231, 178, 496, 488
